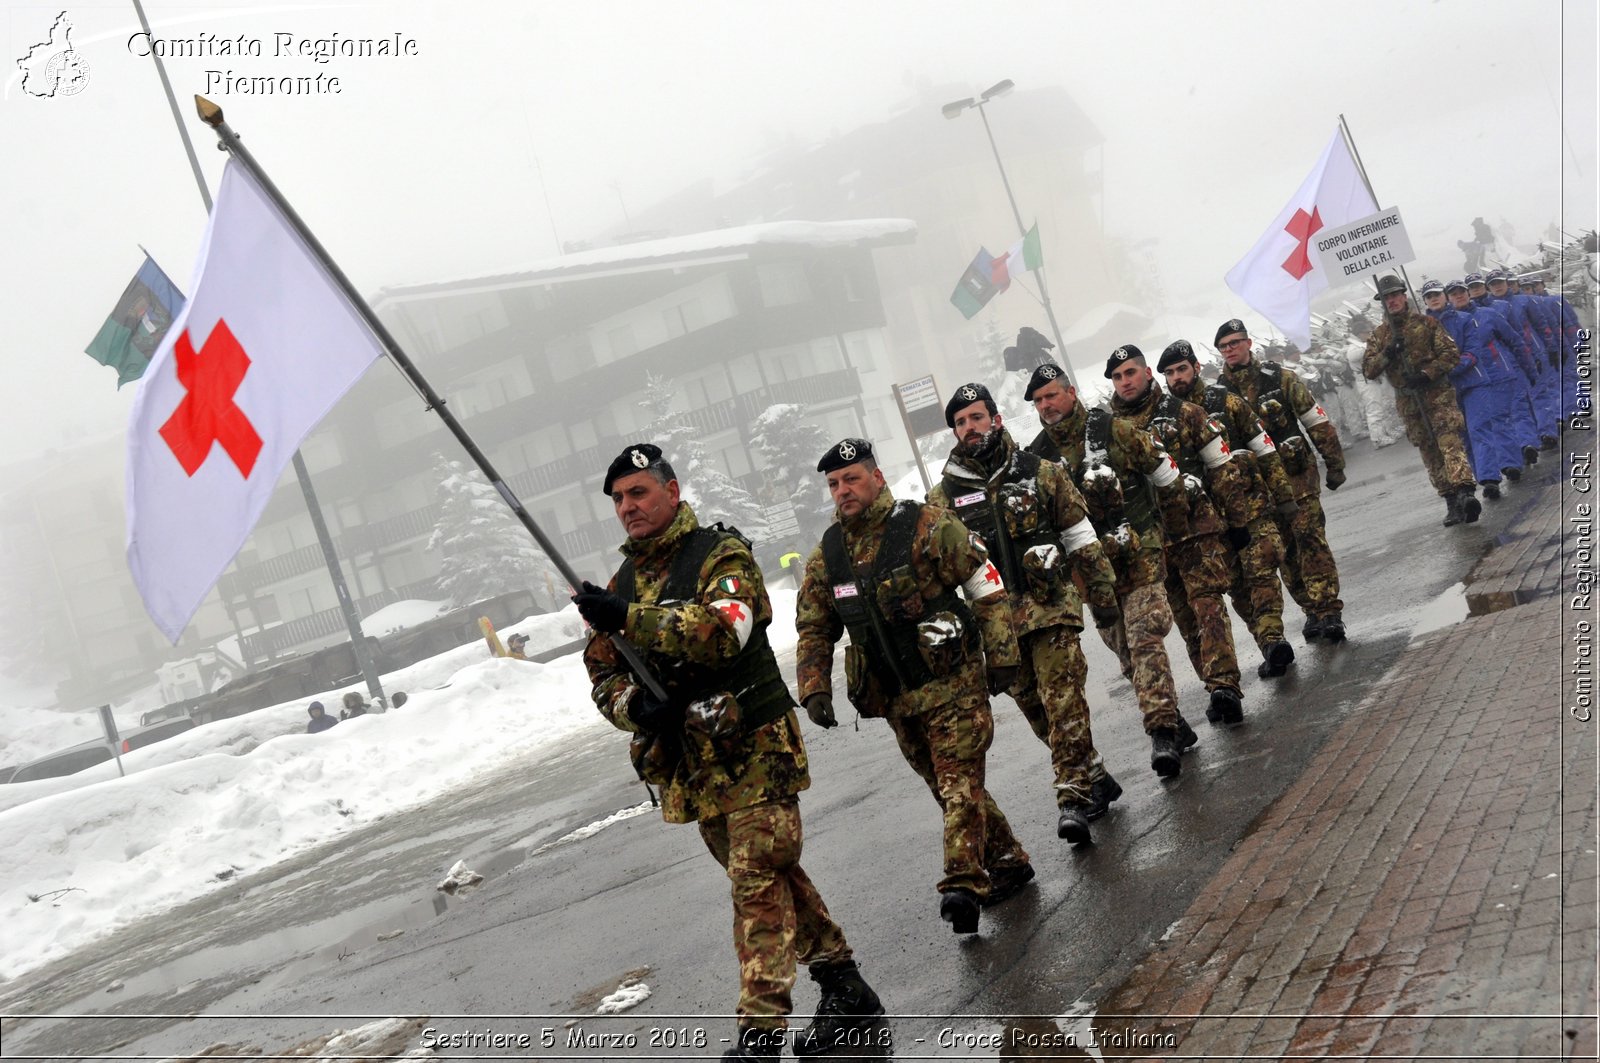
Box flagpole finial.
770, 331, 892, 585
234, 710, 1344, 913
194, 95, 223, 127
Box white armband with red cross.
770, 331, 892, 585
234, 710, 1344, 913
1246, 430, 1276, 456
709, 599, 754, 649
962, 560, 1006, 600
1199, 434, 1232, 469
1297, 403, 1330, 428
1149, 451, 1180, 488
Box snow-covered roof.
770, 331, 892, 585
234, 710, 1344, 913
376, 218, 918, 301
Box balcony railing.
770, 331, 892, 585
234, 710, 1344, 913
241, 578, 442, 661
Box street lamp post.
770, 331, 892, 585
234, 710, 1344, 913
944, 79, 1076, 386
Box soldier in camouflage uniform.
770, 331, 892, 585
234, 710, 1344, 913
576, 444, 881, 1062
1215, 318, 1351, 643
1025, 359, 1202, 780
929, 382, 1121, 843
1107, 345, 1256, 732
1359, 275, 1481, 528
795, 438, 1029, 937
1159, 341, 1299, 680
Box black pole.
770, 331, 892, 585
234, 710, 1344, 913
192, 96, 668, 707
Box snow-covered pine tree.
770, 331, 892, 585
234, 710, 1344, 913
426, 455, 564, 610
749, 402, 831, 540
637, 372, 766, 537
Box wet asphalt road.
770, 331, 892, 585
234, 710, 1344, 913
0, 439, 1545, 1061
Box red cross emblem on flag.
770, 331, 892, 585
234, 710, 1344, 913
1281, 207, 1323, 281
158, 320, 262, 478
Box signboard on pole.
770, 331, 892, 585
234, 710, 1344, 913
98, 704, 126, 777
763, 500, 800, 540
892, 376, 944, 495
1314, 206, 1415, 285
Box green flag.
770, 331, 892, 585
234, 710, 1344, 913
949, 247, 999, 320
84, 255, 185, 388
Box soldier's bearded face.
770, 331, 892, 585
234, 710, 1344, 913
952, 403, 999, 448
1162, 361, 1199, 397
611, 471, 681, 540
1217, 334, 1252, 368
1110, 361, 1152, 401
826, 464, 885, 518
1031, 380, 1076, 425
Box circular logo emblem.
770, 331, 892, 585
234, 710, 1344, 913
44, 50, 90, 96
960, 385, 979, 401
1113, 347, 1130, 361
629, 449, 649, 468
1040, 365, 1058, 379
838, 442, 858, 461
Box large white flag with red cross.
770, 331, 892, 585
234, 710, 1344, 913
1224, 128, 1377, 352
126, 160, 383, 642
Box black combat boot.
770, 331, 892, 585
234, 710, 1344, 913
1257, 639, 1295, 678
1503, 466, 1522, 482
1522, 444, 1540, 466
1085, 772, 1123, 821
792, 960, 885, 1056
1319, 612, 1346, 643
1482, 481, 1502, 500
1302, 614, 1325, 640
1150, 728, 1182, 777
1209, 687, 1244, 725
981, 861, 1036, 906
1056, 804, 1092, 844
939, 888, 980, 934
1442, 491, 1463, 526
1176, 715, 1200, 752
1541, 434, 1558, 450
723, 1026, 785, 1062
1458, 487, 1482, 523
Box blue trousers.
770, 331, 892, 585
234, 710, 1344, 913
1456, 383, 1523, 483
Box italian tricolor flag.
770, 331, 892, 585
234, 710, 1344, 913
990, 223, 1043, 291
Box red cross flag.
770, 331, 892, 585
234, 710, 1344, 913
126, 161, 383, 641
1223, 128, 1377, 351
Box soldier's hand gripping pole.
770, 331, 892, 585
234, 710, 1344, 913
193, 96, 662, 803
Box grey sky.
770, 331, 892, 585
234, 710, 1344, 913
1, 0, 1594, 462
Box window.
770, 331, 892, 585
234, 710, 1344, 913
757, 261, 811, 307
606, 323, 638, 361
662, 299, 705, 339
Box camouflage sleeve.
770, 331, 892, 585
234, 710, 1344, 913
1041, 459, 1117, 610
582, 618, 644, 734
927, 482, 951, 509
794, 547, 843, 703
1360, 331, 1388, 380
1115, 421, 1189, 538
1283, 370, 1346, 476
924, 509, 1020, 668
1231, 394, 1296, 506
622, 537, 767, 669
1422, 317, 1464, 381
1188, 406, 1254, 529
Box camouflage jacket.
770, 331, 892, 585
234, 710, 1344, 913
582, 502, 808, 825
1221, 357, 1347, 499
1195, 382, 1295, 512
1361, 309, 1464, 390
928, 428, 1118, 635
795, 487, 1020, 717
1110, 381, 1254, 537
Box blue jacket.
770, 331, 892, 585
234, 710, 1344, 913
1473, 295, 1541, 380
1435, 305, 1524, 391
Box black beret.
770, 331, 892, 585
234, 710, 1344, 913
1023, 361, 1070, 401
1214, 318, 1248, 346
602, 442, 667, 494
1103, 344, 1145, 378
817, 437, 874, 474
1156, 340, 1198, 372
944, 382, 994, 427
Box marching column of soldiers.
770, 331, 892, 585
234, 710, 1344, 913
571, 274, 1578, 1057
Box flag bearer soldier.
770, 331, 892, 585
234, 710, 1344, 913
928, 382, 1121, 844
1158, 340, 1299, 679
1214, 318, 1351, 641
575, 443, 882, 1062
1107, 345, 1256, 730
795, 438, 1034, 937
1025, 359, 1200, 779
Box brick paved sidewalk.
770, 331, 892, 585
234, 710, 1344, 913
1092, 477, 1597, 1061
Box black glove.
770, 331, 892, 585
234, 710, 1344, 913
572, 580, 629, 633
1325, 468, 1347, 491
1384, 337, 1405, 361
1275, 498, 1301, 517
1402, 371, 1430, 389
986, 664, 1020, 697
803, 693, 837, 729
628, 689, 678, 733
1225, 526, 1252, 552
1089, 602, 1120, 630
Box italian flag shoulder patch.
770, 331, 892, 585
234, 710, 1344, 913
717, 575, 742, 595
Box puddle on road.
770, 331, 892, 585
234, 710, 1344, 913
1410, 581, 1469, 639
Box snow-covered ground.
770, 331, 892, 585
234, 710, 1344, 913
0, 594, 798, 983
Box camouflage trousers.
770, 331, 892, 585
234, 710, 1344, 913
1395, 384, 1475, 495
1227, 513, 1288, 652
1271, 493, 1343, 619
699, 798, 852, 1029
888, 693, 1030, 898
1011, 624, 1095, 807
1164, 533, 1242, 695
1096, 578, 1182, 733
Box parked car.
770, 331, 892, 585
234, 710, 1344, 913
6, 717, 197, 784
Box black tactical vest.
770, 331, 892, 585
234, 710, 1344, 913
1089, 407, 1159, 534
939, 447, 1059, 593
615, 524, 795, 731
821, 501, 976, 698
1228, 361, 1304, 444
